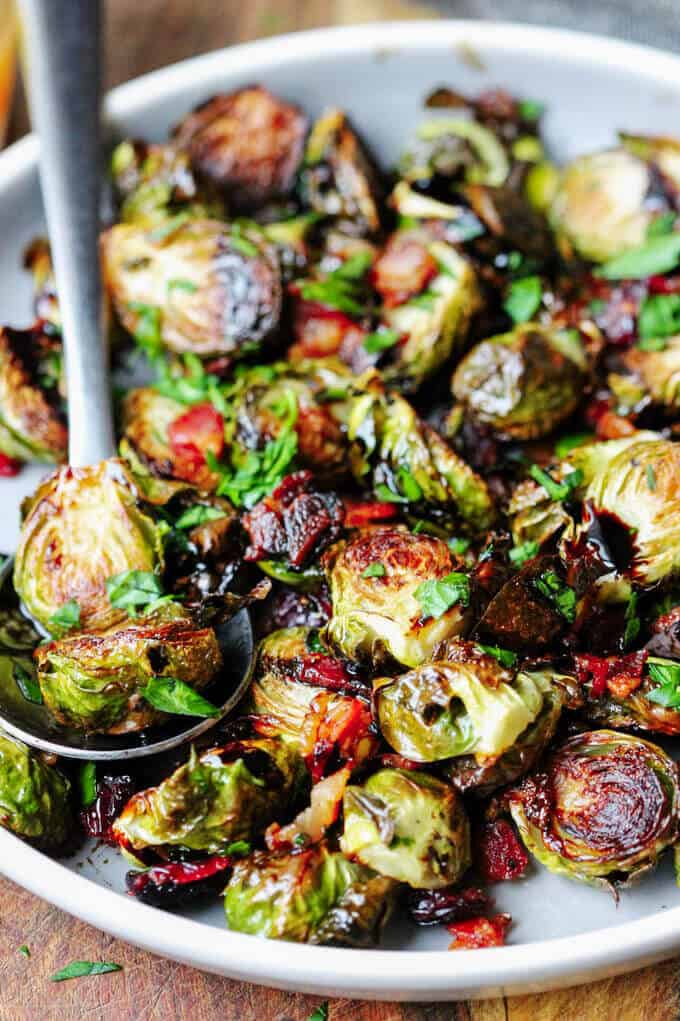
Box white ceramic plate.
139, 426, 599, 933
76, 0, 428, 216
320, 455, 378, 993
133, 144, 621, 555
2, 19, 680, 1001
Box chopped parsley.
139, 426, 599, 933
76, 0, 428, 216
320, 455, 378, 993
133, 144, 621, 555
50, 961, 122, 983
623, 592, 641, 649
503, 275, 542, 324
596, 233, 680, 281
18, 946, 30, 958
105, 570, 171, 616
305, 629, 325, 654
149, 212, 191, 243
300, 251, 372, 317
518, 98, 545, 121
363, 328, 401, 354
128, 302, 163, 358
646, 657, 680, 708
167, 277, 198, 295
533, 570, 577, 622
447, 537, 471, 556
225, 840, 252, 856
141, 677, 220, 718
647, 212, 677, 238
362, 562, 386, 578
529, 464, 583, 502
415, 572, 470, 620
174, 505, 228, 530
508, 541, 538, 568
375, 468, 423, 504
554, 433, 593, 459
13, 661, 42, 704
638, 293, 680, 344
307, 1004, 329, 1021
155, 353, 222, 406
476, 644, 518, 668
48, 599, 81, 635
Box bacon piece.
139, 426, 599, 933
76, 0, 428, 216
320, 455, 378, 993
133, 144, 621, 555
265, 766, 351, 850
167, 402, 225, 484
343, 499, 399, 528
448, 913, 511, 950
372, 232, 437, 308
575, 650, 648, 700
301, 692, 376, 782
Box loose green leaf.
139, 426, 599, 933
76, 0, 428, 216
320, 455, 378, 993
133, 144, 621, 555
305, 629, 325, 654
638, 335, 668, 352
78, 762, 97, 808
362, 562, 386, 578
646, 657, 680, 708
128, 302, 163, 358
174, 505, 228, 530
363, 328, 401, 354
476, 644, 518, 668
646, 212, 677, 238
554, 432, 593, 459
529, 464, 583, 502
308, 1004, 329, 1021
155, 353, 222, 406
447, 537, 471, 556
48, 599, 81, 635
105, 570, 166, 615
503, 275, 542, 323
167, 277, 198, 294
596, 233, 680, 280
300, 252, 372, 317
18, 945, 30, 958
230, 234, 259, 258
638, 293, 680, 342
415, 572, 470, 620
225, 839, 252, 856
509, 540, 539, 567
533, 570, 576, 622
13, 661, 42, 704
149, 212, 191, 243
518, 98, 545, 121
50, 961, 122, 982
623, 592, 641, 649
141, 676, 220, 718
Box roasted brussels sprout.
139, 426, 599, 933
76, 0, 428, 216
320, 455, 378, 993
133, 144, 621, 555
110, 138, 225, 227
548, 149, 659, 263
224, 843, 395, 945
324, 527, 470, 668
375, 642, 559, 764
113, 737, 305, 855
378, 235, 481, 392
0, 325, 67, 463
300, 109, 384, 234
508, 730, 680, 886
346, 382, 495, 533
13, 459, 165, 631
23, 239, 61, 330
101, 218, 282, 358
619, 337, 680, 411
341, 768, 470, 888
451, 324, 588, 440
173, 87, 308, 210
400, 117, 510, 188
34, 605, 223, 734
0, 734, 71, 849
619, 132, 680, 194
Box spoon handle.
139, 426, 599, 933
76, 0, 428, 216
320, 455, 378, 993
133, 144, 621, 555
20, 0, 115, 466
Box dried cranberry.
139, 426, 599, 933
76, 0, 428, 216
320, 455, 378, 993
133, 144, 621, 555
408, 886, 492, 926
475, 819, 529, 882
0, 453, 21, 477
80, 774, 137, 844
126, 856, 231, 908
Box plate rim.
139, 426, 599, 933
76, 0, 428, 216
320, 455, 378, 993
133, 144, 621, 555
2, 17, 680, 1000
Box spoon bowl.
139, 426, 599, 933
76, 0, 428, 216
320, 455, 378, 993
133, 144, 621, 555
0, 556, 255, 759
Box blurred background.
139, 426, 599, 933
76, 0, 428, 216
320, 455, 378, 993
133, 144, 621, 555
2, 0, 679, 147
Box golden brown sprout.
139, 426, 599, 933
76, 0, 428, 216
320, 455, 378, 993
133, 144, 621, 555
0, 326, 67, 463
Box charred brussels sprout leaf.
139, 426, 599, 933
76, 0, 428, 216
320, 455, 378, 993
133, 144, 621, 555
113, 738, 306, 854
324, 528, 469, 668
451, 324, 588, 441
340, 768, 470, 888
34, 605, 222, 733
101, 219, 282, 359
0, 734, 71, 849
224, 844, 395, 945
508, 730, 680, 886
621, 337, 680, 411
13, 460, 165, 631
0, 326, 67, 464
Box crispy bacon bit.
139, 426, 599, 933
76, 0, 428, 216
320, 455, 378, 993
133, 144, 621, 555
80, 774, 137, 845
0, 452, 21, 477
167, 402, 225, 483
448, 913, 511, 950
289, 298, 368, 367
595, 410, 636, 441
475, 819, 529, 883
301, 692, 376, 781
371, 232, 437, 308
575, 650, 648, 700
266, 766, 350, 850
126, 855, 231, 907
408, 886, 491, 926
242, 470, 344, 568
343, 499, 399, 528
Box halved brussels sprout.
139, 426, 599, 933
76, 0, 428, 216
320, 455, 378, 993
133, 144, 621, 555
34, 605, 222, 734
224, 843, 395, 945
0, 326, 67, 463
324, 527, 469, 668
13, 459, 165, 631
620, 337, 680, 411
340, 768, 470, 888
508, 730, 680, 886
346, 381, 495, 534
451, 324, 587, 440
300, 108, 384, 234
508, 475, 572, 551
0, 734, 71, 849
113, 737, 306, 855
619, 132, 680, 193
548, 149, 655, 263
568, 432, 680, 587
380, 237, 481, 392
400, 117, 510, 188
173, 87, 308, 210
374, 643, 557, 763
101, 218, 281, 358
110, 139, 225, 227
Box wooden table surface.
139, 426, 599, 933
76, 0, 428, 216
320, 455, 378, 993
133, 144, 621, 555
4, 1, 680, 1018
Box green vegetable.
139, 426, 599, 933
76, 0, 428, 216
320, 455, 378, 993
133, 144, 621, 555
533, 570, 576, 622
646, 463, 657, 492
363, 329, 401, 354
105, 570, 166, 616
529, 464, 583, 502
646, 657, 680, 708
300, 252, 372, 317
647, 212, 677, 238
141, 676, 220, 718
13, 661, 43, 704
638, 294, 680, 342
361, 562, 386, 579
518, 98, 545, 121
554, 433, 593, 459
225, 839, 252, 857
174, 505, 228, 529
623, 592, 641, 649
308, 1005, 329, 1021
415, 572, 470, 619
477, 644, 519, 668
509, 540, 539, 567
18, 946, 30, 958
447, 537, 471, 555
167, 277, 198, 294
50, 962, 122, 983
0, 734, 72, 848
78, 761, 97, 807
597, 233, 680, 280
48, 599, 81, 635
504, 276, 542, 324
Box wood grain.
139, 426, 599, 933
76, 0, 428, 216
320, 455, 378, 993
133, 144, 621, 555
3, 1, 680, 1018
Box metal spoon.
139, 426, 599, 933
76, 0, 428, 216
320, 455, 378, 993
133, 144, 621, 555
0, 0, 254, 759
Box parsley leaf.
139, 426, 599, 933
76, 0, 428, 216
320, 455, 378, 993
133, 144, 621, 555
509, 540, 539, 567
308, 1004, 329, 1021
50, 961, 122, 982
128, 302, 163, 358
518, 98, 545, 121
149, 212, 191, 243
13, 661, 42, 704
554, 433, 593, 459
647, 212, 677, 238
230, 234, 259, 258
300, 252, 372, 317
363, 328, 401, 354
529, 464, 583, 502
646, 657, 680, 708
78, 762, 97, 808
167, 277, 198, 294
533, 570, 576, 622
623, 591, 641, 649
447, 537, 471, 556
415, 572, 470, 619
504, 275, 542, 324
141, 677, 220, 718
48, 599, 81, 635
306, 629, 325, 654
362, 562, 386, 578
225, 839, 252, 856
18, 945, 30, 958
105, 570, 168, 615
638, 293, 680, 343
596, 233, 680, 281
375, 468, 423, 504
174, 505, 228, 530
155, 353, 222, 406
476, 644, 518, 668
